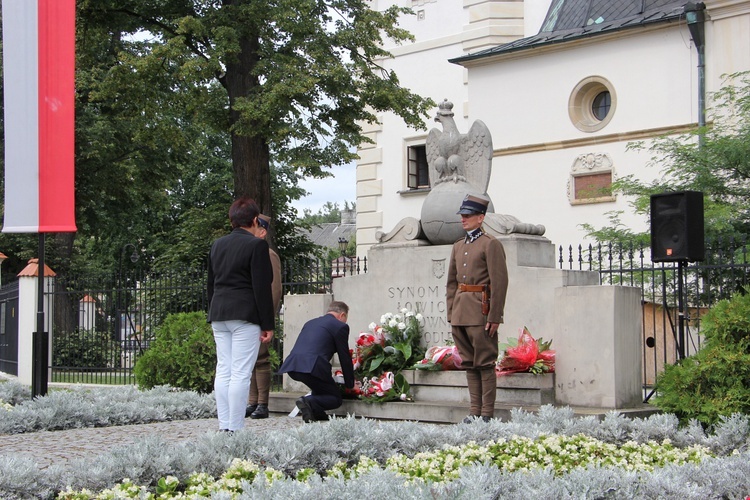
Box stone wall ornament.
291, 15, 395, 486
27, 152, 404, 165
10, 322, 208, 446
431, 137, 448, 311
376, 217, 424, 244
483, 213, 546, 237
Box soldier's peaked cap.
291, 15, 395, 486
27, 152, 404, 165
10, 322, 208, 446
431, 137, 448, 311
457, 195, 489, 215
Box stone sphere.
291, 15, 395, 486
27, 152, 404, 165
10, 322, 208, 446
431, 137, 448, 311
420, 181, 493, 245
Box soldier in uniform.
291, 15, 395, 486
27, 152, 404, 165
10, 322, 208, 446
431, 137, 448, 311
245, 214, 282, 419
446, 195, 509, 422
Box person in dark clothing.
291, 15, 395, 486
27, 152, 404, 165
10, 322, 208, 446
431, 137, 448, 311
245, 213, 282, 419
278, 301, 354, 422
207, 198, 275, 432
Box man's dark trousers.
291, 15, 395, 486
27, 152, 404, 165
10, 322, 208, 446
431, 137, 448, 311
288, 371, 342, 419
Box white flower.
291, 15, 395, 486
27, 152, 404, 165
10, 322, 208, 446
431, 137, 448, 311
415, 313, 423, 321
397, 322, 406, 331
368, 322, 377, 331
400, 393, 407, 401
401, 308, 408, 314
389, 319, 398, 328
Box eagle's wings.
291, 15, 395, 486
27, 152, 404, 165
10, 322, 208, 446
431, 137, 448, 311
460, 120, 493, 193
426, 128, 442, 187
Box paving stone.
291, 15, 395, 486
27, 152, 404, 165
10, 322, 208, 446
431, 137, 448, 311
0, 415, 303, 470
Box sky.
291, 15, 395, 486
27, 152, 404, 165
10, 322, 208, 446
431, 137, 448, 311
291, 162, 357, 217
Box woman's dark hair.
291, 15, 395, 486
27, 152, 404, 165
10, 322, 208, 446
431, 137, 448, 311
228, 198, 260, 229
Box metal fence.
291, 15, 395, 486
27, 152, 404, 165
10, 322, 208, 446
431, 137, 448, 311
48, 257, 369, 384
49, 266, 210, 384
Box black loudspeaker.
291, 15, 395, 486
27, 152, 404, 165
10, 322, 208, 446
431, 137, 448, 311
650, 191, 705, 262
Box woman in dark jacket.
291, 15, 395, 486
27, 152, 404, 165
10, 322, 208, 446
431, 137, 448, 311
207, 198, 275, 431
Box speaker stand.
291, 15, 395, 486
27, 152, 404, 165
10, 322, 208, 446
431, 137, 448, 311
676, 260, 687, 360
644, 260, 689, 403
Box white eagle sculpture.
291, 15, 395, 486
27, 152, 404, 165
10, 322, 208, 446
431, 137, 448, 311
426, 99, 492, 192
376, 98, 545, 245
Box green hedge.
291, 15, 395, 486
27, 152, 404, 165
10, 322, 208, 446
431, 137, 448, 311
654, 288, 750, 425
134, 311, 216, 393
53, 329, 122, 369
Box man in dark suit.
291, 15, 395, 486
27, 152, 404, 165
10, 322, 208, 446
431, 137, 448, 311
278, 301, 354, 422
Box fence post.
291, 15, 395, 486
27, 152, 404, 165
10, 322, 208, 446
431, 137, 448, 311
16, 259, 55, 387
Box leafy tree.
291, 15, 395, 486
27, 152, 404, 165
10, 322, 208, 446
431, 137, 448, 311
2, 2, 432, 280
81, 0, 434, 222
584, 71, 750, 244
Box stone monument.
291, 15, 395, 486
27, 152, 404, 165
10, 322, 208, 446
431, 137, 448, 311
284, 99, 645, 411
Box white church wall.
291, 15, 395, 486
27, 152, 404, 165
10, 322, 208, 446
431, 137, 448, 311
467, 28, 696, 145
705, 4, 750, 90
463, 25, 696, 245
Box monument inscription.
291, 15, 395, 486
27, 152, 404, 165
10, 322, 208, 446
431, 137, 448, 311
386, 283, 451, 347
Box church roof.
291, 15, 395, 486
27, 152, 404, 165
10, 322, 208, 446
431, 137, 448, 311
451, 0, 691, 64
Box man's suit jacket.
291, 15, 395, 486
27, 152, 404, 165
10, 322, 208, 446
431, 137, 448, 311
279, 313, 355, 388
207, 227, 275, 331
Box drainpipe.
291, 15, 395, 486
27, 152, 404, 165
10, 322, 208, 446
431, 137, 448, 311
685, 2, 706, 147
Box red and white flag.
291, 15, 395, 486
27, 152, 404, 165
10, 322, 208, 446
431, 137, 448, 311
2, 0, 76, 233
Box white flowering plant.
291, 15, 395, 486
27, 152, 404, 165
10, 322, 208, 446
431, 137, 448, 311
59, 433, 716, 497
346, 309, 425, 403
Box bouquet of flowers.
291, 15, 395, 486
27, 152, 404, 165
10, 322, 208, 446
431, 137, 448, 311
413, 345, 462, 371
360, 371, 412, 402
334, 369, 363, 399
496, 327, 555, 376
354, 309, 424, 379
340, 309, 424, 403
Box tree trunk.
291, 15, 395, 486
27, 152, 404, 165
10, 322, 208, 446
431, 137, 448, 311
222, 6, 273, 218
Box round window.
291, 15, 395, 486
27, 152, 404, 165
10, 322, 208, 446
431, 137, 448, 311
569, 77, 616, 132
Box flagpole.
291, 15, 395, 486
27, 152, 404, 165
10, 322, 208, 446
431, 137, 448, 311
32, 233, 48, 398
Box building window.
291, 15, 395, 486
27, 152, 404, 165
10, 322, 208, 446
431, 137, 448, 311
569, 76, 616, 132
407, 144, 430, 189
591, 91, 611, 121
568, 152, 615, 205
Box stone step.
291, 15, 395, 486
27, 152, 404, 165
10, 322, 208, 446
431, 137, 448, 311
267, 391, 660, 424
406, 370, 555, 406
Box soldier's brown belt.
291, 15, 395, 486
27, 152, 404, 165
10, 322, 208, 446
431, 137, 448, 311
458, 284, 486, 293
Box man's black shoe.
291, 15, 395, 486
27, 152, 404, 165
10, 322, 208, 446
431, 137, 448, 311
462, 415, 480, 424
245, 404, 258, 418
250, 404, 269, 419
296, 397, 314, 423
481, 416, 492, 423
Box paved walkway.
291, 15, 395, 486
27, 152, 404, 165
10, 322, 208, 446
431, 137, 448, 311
0, 415, 304, 470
